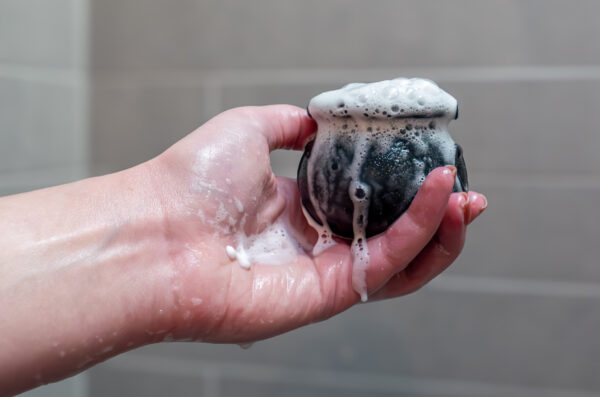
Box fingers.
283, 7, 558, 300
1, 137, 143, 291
372, 190, 487, 300
466, 191, 488, 224
231, 105, 317, 152
371, 192, 468, 299
363, 166, 456, 295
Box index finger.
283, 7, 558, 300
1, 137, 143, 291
362, 166, 457, 296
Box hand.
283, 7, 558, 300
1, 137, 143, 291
0, 105, 486, 395
149, 105, 488, 343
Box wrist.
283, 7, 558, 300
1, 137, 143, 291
96, 161, 178, 343
0, 162, 176, 393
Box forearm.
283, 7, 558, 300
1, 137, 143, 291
0, 163, 174, 395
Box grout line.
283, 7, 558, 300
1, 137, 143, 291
211, 65, 600, 85
101, 354, 600, 397
3, 165, 600, 193
201, 366, 220, 397
94, 65, 600, 87
69, 372, 89, 397
0, 63, 84, 86
6, 65, 600, 86
72, 0, 92, 180
429, 275, 600, 299
467, 171, 600, 190
0, 165, 90, 193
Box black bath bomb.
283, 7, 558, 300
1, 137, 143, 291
297, 78, 468, 239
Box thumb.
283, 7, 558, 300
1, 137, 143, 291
242, 105, 317, 152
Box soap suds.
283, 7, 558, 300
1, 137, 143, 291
347, 134, 372, 302
308, 77, 458, 122
225, 219, 302, 269
234, 197, 244, 213
301, 206, 337, 255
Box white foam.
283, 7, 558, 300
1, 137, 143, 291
301, 205, 337, 255
308, 77, 457, 122
225, 219, 302, 269
348, 134, 372, 302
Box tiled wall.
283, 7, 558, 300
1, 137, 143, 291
4, 0, 600, 396
0, 0, 90, 197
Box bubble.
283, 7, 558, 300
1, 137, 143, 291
355, 188, 366, 199
391, 104, 400, 112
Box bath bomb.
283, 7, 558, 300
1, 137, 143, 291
298, 78, 468, 239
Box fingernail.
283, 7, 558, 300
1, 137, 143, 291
444, 165, 457, 178
480, 194, 488, 212
459, 192, 470, 223
467, 192, 488, 224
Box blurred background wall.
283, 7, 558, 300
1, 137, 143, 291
3, 0, 600, 396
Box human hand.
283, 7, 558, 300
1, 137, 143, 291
0, 105, 486, 394
147, 105, 488, 344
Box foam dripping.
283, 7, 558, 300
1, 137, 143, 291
348, 134, 372, 302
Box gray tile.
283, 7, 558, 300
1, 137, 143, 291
19, 373, 88, 397
0, 165, 89, 196
125, 289, 600, 392
0, 0, 79, 67
221, 83, 336, 110
455, 183, 600, 283
446, 80, 600, 175
90, 84, 207, 174
92, 0, 600, 71
88, 366, 205, 397
0, 78, 86, 172
220, 379, 401, 397
270, 150, 303, 178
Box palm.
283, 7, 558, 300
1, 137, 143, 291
155, 105, 484, 344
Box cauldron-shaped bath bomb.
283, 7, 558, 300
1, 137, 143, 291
298, 78, 468, 239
